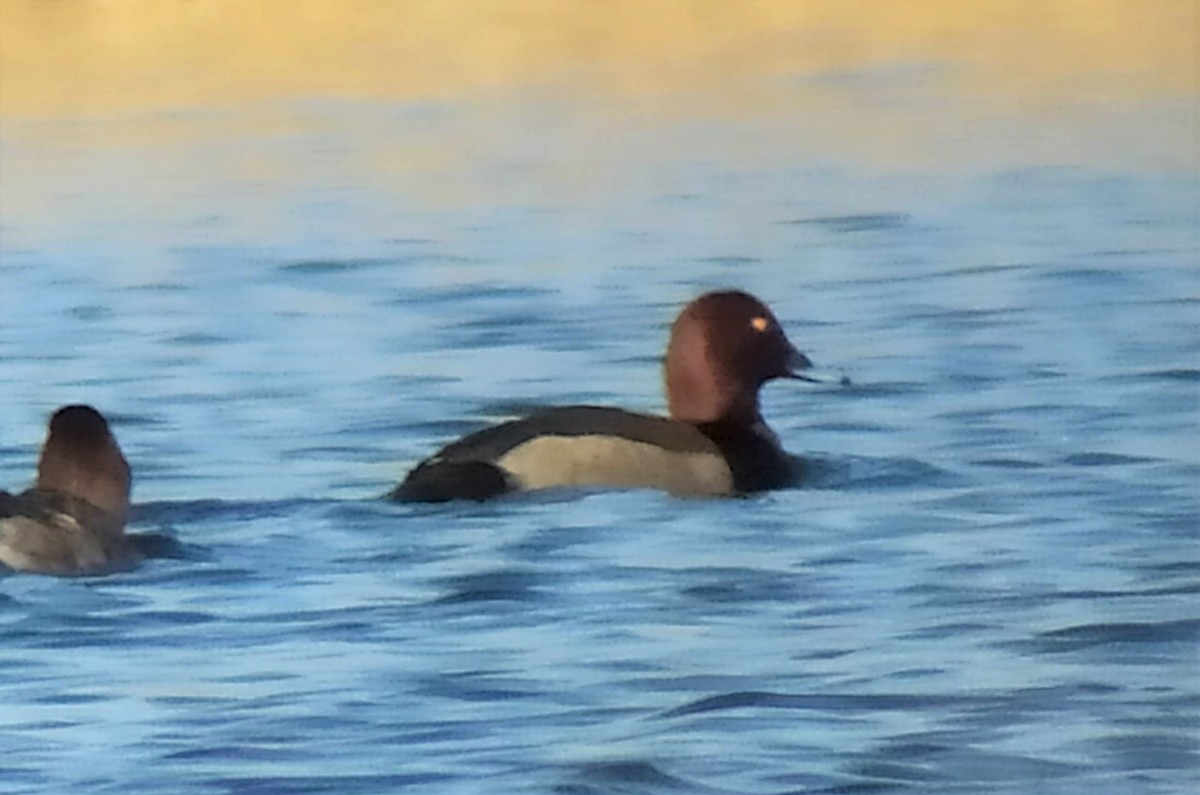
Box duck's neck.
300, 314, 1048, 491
667, 377, 762, 426
665, 329, 764, 423
37, 445, 130, 525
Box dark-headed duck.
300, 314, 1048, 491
392, 290, 813, 502
0, 405, 141, 576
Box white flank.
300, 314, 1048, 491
496, 434, 734, 497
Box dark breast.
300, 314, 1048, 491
694, 419, 796, 492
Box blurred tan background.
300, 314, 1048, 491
2, 0, 1192, 119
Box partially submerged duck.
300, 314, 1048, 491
393, 290, 815, 502
1, 405, 141, 576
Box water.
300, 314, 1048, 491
1, 3, 1197, 793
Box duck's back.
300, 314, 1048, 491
394, 406, 736, 502
0, 489, 140, 576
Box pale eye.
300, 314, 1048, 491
750, 316, 769, 332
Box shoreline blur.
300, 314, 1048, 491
2, 0, 1193, 118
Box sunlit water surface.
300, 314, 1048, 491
1, 3, 1197, 793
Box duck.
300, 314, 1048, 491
392, 290, 814, 502
1, 405, 141, 576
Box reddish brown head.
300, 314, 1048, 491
664, 290, 811, 423
36, 405, 131, 525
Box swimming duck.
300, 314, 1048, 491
392, 290, 813, 502
1, 405, 141, 575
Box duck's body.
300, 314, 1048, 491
0, 405, 139, 576
395, 405, 793, 501
394, 290, 811, 502
0, 489, 140, 575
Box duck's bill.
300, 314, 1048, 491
782, 344, 850, 385
785, 345, 813, 375
784, 347, 847, 385
789, 367, 850, 385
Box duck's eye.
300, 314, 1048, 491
750, 316, 770, 332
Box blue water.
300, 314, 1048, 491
2, 63, 1198, 795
